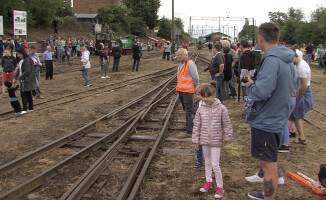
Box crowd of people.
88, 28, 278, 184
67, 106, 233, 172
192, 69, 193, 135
176, 22, 317, 199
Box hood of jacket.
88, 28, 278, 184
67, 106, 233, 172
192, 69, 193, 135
262, 45, 294, 64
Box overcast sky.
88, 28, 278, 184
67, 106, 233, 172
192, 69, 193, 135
158, 0, 325, 38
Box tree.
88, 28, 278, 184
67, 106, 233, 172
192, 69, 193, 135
310, 7, 326, 22
157, 17, 172, 40
98, 5, 130, 33
287, 7, 304, 22
268, 11, 288, 26
238, 19, 258, 42
122, 0, 160, 29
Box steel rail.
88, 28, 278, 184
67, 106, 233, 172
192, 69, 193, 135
0, 76, 177, 199
127, 95, 179, 200
116, 147, 149, 200
0, 74, 176, 176
59, 111, 145, 200
0, 65, 177, 117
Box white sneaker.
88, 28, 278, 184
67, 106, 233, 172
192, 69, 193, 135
278, 177, 285, 185
27, 110, 34, 113
20, 111, 27, 115
101, 76, 106, 79
105, 75, 110, 78
245, 174, 263, 183
245, 173, 285, 185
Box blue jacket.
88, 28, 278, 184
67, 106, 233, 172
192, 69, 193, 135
246, 45, 296, 133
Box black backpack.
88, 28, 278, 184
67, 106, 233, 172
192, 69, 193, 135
318, 164, 326, 187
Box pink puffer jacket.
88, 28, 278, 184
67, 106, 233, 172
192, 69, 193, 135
192, 98, 233, 146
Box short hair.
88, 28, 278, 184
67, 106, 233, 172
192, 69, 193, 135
81, 46, 87, 52
30, 45, 37, 50
200, 82, 217, 97
221, 40, 230, 48
293, 44, 299, 50
258, 22, 279, 44
177, 48, 188, 56
213, 43, 222, 51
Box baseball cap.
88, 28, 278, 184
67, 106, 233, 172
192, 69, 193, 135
240, 39, 250, 48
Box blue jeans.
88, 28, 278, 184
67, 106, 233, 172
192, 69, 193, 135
258, 166, 282, 178
280, 125, 290, 146
196, 145, 203, 163
211, 73, 224, 102
132, 59, 140, 71
318, 57, 325, 70
34, 71, 41, 97
229, 69, 237, 97
305, 53, 312, 67
82, 68, 89, 85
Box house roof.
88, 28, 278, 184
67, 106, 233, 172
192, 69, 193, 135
203, 32, 230, 38
75, 13, 99, 19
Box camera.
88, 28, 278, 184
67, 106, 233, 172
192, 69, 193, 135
241, 76, 249, 83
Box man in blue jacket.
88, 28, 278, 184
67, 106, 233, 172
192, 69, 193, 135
245, 23, 296, 200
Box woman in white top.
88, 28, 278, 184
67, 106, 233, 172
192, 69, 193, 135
80, 46, 91, 87
289, 52, 313, 145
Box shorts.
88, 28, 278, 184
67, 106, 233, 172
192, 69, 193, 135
251, 127, 281, 162
2, 71, 15, 84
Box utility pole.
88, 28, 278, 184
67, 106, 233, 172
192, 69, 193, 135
252, 18, 255, 46
171, 0, 175, 56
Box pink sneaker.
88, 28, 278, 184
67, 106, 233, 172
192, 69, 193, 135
199, 182, 212, 192
214, 187, 224, 199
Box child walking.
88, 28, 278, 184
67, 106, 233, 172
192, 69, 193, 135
192, 82, 233, 199
4, 80, 21, 115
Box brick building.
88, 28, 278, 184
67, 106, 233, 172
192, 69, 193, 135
73, 0, 121, 14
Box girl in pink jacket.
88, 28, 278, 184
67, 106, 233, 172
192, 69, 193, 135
192, 83, 233, 199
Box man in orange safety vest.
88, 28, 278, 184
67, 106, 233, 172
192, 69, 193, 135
176, 48, 199, 137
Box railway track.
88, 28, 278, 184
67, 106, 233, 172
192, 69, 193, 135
0, 66, 177, 121
0, 50, 201, 199
303, 108, 326, 133
0, 73, 179, 199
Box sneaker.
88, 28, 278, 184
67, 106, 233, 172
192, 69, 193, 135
20, 111, 27, 115
278, 177, 285, 185
1, 93, 6, 98
245, 173, 285, 185
278, 145, 289, 153
88, 83, 92, 86
27, 110, 34, 113
248, 191, 264, 200
101, 76, 106, 79
199, 182, 212, 192
105, 75, 110, 78
245, 174, 263, 183
214, 187, 224, 199
193, 162, 203, 169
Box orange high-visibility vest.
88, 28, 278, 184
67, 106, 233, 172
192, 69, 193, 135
176, 60, 195, 93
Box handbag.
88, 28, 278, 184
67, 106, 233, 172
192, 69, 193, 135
79, 65, 85, 71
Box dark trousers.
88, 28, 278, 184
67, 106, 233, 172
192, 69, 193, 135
178, 92, 194, 134
72, 46, 76, 57
11, 100, 21, 113
21, 91, 33, 111
113, 57, 120, 72
163, 52, 170, 60
132, 58, 140, 72
45, 60, 54, 79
